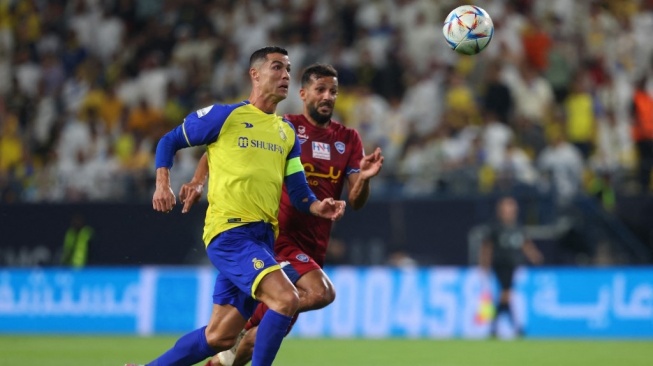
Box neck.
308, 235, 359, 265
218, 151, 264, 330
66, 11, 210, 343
249, 91, 279, 114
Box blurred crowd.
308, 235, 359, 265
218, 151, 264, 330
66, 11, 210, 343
2, 0, 653, 205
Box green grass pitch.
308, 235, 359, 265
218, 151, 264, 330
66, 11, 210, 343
1, 335, 651, 366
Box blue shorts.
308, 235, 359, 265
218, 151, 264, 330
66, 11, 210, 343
207, 221, 280, 319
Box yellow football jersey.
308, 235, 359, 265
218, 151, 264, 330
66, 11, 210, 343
180, 101, 303, 245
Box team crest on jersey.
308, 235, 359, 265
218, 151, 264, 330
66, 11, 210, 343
312, 141, 331, 160
296, 253, 309, 262
278, 126, 287, 141
252, 258, 264, 270
335, 141, 345, 154
297, 125, 309, 144
196, 105, 213, 117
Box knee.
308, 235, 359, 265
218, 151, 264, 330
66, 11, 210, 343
204, 331, 237, 352
280, 288, 300, 314
268, 288, 300, 316
301, 283, 335, 311
314, 285, 336, 309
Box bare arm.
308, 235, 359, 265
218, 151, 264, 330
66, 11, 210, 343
522, 239, 544, 265
479, 240, 493, 270
179, 152, 209, 213
153, 168, 176, 212
347, 147, 384, 210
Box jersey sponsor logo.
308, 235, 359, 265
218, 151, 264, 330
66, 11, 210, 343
227, 218, 242, 223
196, 105, 213, 117
251, 139, 285, 154
237, 137, 285, 155
312, 141, 331, 160
297, 126, 309, 144
252, 258, 264, 270
335, 141, 345, 154
296, 253, 309, 262
304, 163, 342, 182
242, 122, 253, 128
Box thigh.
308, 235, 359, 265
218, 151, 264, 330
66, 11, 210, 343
254, 268, 297, 303
294, 267, 333, 295
207, 223, 279, 300
213, 271, 259, 319
493, 265, 515, 291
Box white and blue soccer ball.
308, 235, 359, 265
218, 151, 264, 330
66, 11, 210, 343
442, 5, 494, 55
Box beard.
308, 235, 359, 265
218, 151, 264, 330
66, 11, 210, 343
308, 104, 332, 125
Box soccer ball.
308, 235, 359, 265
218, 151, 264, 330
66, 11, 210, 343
442, 5, 494, 55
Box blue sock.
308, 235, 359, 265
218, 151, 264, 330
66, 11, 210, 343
251, 309, 293, 366
147, 326, 215, 366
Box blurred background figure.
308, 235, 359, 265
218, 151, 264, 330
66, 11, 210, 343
631, 76, 653, 193
60, 213, 93, 268
479, 196, 543, 338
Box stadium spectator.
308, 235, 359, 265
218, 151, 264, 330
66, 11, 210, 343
146, 47, 346, 366
590, 109, 635, 183
211, 43, 247, 102
631, 77, 653, 192
126, 98, 163, 137
494, 140, 538, 193
537, 128, 585, 206
0, 110, 24, 178
482, 60, 513, 125
505, 61, 555, 127
563, 71, 596, 160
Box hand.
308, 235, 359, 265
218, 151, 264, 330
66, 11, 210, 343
311, 198, 347, 221
531, 252, 545, 266
360, 147, 384, 180
153, 185, 176, 213
179, 181, 204, 213
479, 265, 491, 275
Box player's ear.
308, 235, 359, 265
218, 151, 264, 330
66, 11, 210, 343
299, 87, 306, 101
250, 68, 259, 83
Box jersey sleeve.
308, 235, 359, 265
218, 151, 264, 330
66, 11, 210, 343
182, 103, 242, 146
283, 126, 317, 213
282, 117, 302, 163
154, 102, 243, 169
345, 129, 365, 176
284, 165, 317, 214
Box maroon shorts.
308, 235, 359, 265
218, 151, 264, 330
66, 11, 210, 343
275, 243, 322, 283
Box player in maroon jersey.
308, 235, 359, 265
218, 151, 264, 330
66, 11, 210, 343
179, 64, 383, 366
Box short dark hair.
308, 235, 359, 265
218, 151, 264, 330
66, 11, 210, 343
249, 46, 288, 68
301, 63, 338, 87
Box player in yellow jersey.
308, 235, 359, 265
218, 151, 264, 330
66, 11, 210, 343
144, 47, 346, 366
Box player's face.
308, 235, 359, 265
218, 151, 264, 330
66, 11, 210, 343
256, 53, 291, 101
302, 75, 338, 126
498, 198, 517, 224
